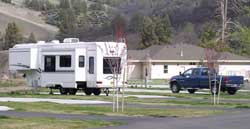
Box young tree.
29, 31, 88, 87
112, 14, 127, 41
4, 23, 23, 50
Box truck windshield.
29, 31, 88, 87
183, 69, 192, 76
103, 57, 121, 74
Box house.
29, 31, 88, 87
127, 44, 250, 81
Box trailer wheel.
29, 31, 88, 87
59, 88, 68, 95
227, 88, 237, 95
85, 88, 92, 96
93, 88, 101, 96
69, 89, 77, 95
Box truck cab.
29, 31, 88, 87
170, 67, 244, 95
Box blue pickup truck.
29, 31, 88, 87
170, 67, 244, 95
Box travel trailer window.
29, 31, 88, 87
60, 55, 71, 67
44, 56, 56, 72
79, 56, 85, 67
103, 57, 121, 74
89, 57, 94, 74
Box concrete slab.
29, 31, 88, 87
0, 106, 13, 111
125, 95, 176, 99
0, 97, 111, 105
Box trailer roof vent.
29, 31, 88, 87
63, 38, 79, 43
37, 41, 46, 45
51, 40, 60, 44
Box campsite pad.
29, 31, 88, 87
0, 106, 13, 111
0, 97, 111, 105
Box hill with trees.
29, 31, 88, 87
1, 0, 250, 57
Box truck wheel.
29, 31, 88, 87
104, 88, 110, 96
69, 89, 77, 95
187, 89, 197, 94
171, 83, 180, 93
93, 88, 101, 96
59, 88, 68, 95
85, 88, 92, 96
227, 88, 237, 95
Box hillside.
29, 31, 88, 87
0, 2, 58, 40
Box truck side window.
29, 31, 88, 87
192, 69, 200, 76
89, 57, 94, 74
201, 69, 208, 76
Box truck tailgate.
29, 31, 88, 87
225, 76, 244, 85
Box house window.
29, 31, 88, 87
89, 57, 94, 74
103, 57, 121, 74
164, 65, 168, 73
189, 62, 196, 65
60, 55, 71, 67
79, 56, 85, 67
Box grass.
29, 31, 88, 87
128, 79, 169, 85
1, 89, 250, 109
0, 79, 26, 88
0, 116, 121, 129
0, 102, 224, 118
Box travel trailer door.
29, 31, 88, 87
87, 50, 96, 88
75, 48, 86, 82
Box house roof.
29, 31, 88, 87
128, 44, 250, 62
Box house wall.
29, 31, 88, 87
128, 62, 250, 80
150, 63, 196, 79
127, 62, 143, 79
219, 63, 250, 81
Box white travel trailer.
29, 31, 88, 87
9, 38, 127, 96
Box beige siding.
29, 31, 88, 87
127, 62, 142, 79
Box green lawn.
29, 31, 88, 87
0, 79, 26, 88
0, 102, 223, 118
1, 89, 250, 109
0, 116, 121, 129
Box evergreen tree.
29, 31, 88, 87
129, 13, 144, 33
1, 0, 11, 4
0, 32, 3, 50
28, 32, 36, 43
72, 0, 87, 15
59, 0, 71, 9
4, 23, 23, 50
57, 9, 77, 40
141, 16, 159, 48
155, 14, 172, 44
200, 24, 217, 44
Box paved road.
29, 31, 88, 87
101, 110, 250, 129
1, 110, 250, 129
